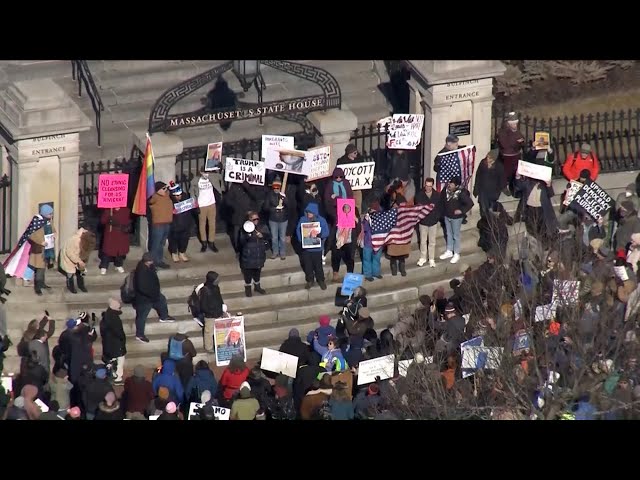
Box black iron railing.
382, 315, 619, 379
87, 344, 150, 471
71, 60, 105, 147
0, 168, 12, 254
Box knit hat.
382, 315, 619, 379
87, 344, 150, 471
95, 368, 107, 380
133, 365, 145, 379
201, 390, 212, 403
165, 402, 177, 414
506, 112, 519, 122
448, 176, 462, 187
580, 143, 592, 154
108, 298, 121, 310
345, 143, 357, 155
415, 352, 425, 364
158, 386, 170, 400
39, 204, 54, 217
177, 323, 188, 335
288, 328, 299, 338
239, 385, 251, 399
67, 406, 81, 418
168, 181, 182, 196
105, 391, 116, 406
359, 307, 370, 319
66, 318, 80, 329
319, 315, 331, 327
55, 368, 68, 379
154, 181, 167, 191
445, 134, 459, 143
444, 302, 456, 313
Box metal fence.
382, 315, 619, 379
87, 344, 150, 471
492, 106, 640, 177
0, 169, 12, 254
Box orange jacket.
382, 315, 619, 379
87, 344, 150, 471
562, 151, 600, 181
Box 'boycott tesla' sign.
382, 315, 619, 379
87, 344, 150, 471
341, 162, 376, 191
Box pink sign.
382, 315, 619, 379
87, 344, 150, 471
337, 198, 356, 228
98, 173, 129, 208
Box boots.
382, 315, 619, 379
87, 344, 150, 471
208, 242, 219, 253
254, 282, 266, 295
398, 259, 407, 277
332, 271, 340, 283
76, 272, 88, 293
179, 252, 189, 262
390, 259, 398, 276
66, 276, 77, 294
244, 285, 252, 297
171, 253, 180, 263
200, 242, 208, 253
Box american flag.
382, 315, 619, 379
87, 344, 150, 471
436, 146, 476, 192
17, 215, 46, 248
370, 205, 434, 252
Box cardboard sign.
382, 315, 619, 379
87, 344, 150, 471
569, 179, 614, 221
563, 181, 583, 206
517, 160, 552, 182
224, 157, 266, 186
341, 273, 364, 297
300, 221, 322, 249
357, 354, 395, 385
614, 265, 630, 282
305, 145, 332, 181
188, 402, 230, 420
337, 198, 356, 228
205, 142, 223, 171
386, 114, 425, 150
461, 347, 503, 374
97, 173, 129, 208
173, 198, 197, 214
260, 348, 299, 378
261, 135, 294, 159
265, 148, 308, 175
213, 316, 246, 367
340, 162, 375, 191
534, 131, 550, 150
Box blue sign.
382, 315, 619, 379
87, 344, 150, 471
340, 273, 364, 297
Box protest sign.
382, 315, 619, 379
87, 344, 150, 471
265, 148, 307, 175
1, 375, 12, 393
213, 315, 246, 367
514, 299, 522, 321
552, 280, 580, 306
461, 347, 503, 376
337, 198, 356, 228
260, 348, 299, 378
340, 272, 364, 297
149, 415, 159, 420
97, 173, 129, 208
357, 354, 395, 385
35, 399, 49, 412
386, 114, 425, 150
461, 336, 485, 378
535, 303, 556, 322
300, 221, 322, 249
563, 181, 583, 206
205, 142, 223, 171
188, 402, 230, 420
398, 359, 413, 377
261, 135, 294, 159
173, 197, 197, 214
569, 179, 614, 221
341, 161, 375, 191
305, 145, 332, 181
517, 160, 552, 182
513, 331, 532, 355
534, 131, 550, 150
614, 266, 630, 282
224, 157, 266, 186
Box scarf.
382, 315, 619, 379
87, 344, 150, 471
44, 221, 55, 262
333, 180, 347, 199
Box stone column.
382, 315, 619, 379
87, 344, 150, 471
0, 79, 92, 247
307, 103, 358, 172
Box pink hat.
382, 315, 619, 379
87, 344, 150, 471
165, 402, 177, 414
67, 407, 81, 419
319, 315, 331, 327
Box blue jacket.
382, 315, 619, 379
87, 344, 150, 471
185, 367, 218, 402
152, 359, 184, 404
296, 203, 329, 253
313, 338, 347, 372
307, 325, 336, 348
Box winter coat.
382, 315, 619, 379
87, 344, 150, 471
82, 378, 114, 417
353, 390, 382, 419
100, 308, 127, 359
152, 360, 185, 404
440, 187, 474, 219
307, 325, 336, 348
149, 192, 174, 225
95, 401, 124, 420
279, 337, 309, 363
27, 339, 49, 374
27, 221, 54, 270
473, 159, 505, 202
292, 363, 324, 411
562, 151, 600, 181
414, 189, 441, 226
323, 168, 354, 221
50, 375, 73, 410
185, 366, 218, 403
239, 224, 270, 270
477, 209, 513, 254
264, 190, 289, 223
514, 177, 558, 233
219, 367, 250, 401
616, 185, 640, 213
134, 260, 161, 303
68, 326, 97, 384
329, 399, 354, 420
122, 376, 154, 414
60, 228, 94, 274
199, 281, 224, 319
313, 339, 348, 372
497, 125, 525, 156
100, 207, 131, 257
615, 213, 640, 251
266, 385, 296, 420
227, 182, 259, 226
296, 203, 330, 253
300, 388, 332, 420
170, 195, 194, 233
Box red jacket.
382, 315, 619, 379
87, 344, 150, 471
219, 367, 250, 400
562, 152, 600, 181
100, 207, 132, 257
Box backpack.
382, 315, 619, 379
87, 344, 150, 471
187, 283, 205, 318
120, 272, 136, 304
168, 336, 185, 361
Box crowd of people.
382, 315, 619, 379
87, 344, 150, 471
4, 110, 640, 420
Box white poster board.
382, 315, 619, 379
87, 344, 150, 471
305, 145, 332, 181
461, 347, 504, 373
260, 348, 299, 378
386, 114, 425, 150
517, 160, 552, 182
535, 303, 557, 322
341, 161, 376, 191
1, 375, 12, 393
261, 135, 294, 159
265, 148, 308, 175
149, 415, 160, 420
224, 157, 266, 186
563, 181, 583, 206
552, 280, 580, 306
357, 354, 395, 385
188, 402, 230, 420
614, 266, 630, 282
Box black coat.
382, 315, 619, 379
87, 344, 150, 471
199, 283, 224, 318
477, 210, 513, 254
170, 195, 194, 233
414, 189, 441, 226
263, 190, 288, 223
100, 308, 127, 359
95, 402, 125, 420
134, 261, 161, 303
279, 337, 309, 363
440, 188, 474, 219
239, 225, 270, 270
514, 177, 558, 233
68, 326, 97, 384
473, 160, 505, 201
82, 378, 114, 416
387, 151, 410, 181
227, 183, 259, 226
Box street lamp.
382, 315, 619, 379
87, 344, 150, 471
232, 60, 260, 92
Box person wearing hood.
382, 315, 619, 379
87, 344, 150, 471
278, 328, 309, 364
99, 298, 127, 384
121, 365, 154, 416
306, 315, 336, 347
227, 181, 260, 253
218, 355, 250, 406
95, 391, 124, 420
67, 319, 97, 391
192, 165, 219, 253
82, 366, 115, 420
312, 334, 348, 373
185, 360, 218, 404
60, 227, 96, 294
439, 176, 474, 265
296, 202, 330, 290
247, 366, 272, 407
300, 373, 333, 420
167, 323, 198, 388
148, 181, 174, 269
477, 201, 513, 260
614, 200, 640, 251
199, 271, 225, 353
99, 205, 132, 274
562, 142, 600, 181
230, 382, 261, 420
167, 181, 194, 263
264, 177, 289, 260
361, 201, 384, 281
473, 149, 505, 218
239, 211, 271, 297
152, 359, 185, 405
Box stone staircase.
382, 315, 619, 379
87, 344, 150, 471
1, 217, 521, 374
0, 60, 392, 163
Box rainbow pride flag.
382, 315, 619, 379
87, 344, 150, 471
132, 134, 156, 216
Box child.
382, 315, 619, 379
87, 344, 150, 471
306, 315, 336, 347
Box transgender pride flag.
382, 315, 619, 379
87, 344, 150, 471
132, 134, 156, 216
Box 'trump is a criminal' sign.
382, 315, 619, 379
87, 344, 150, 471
224, 158, 266, 186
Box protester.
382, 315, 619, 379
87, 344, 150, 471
361, 202, 384, 281
50, 368, 73, 411
415, 178, 441, 268
328, 381, 354, 420
496, 112, 525, 194
439, 176, 474, 264
477, 201, 513, 260
185, 360, 218, 404
167, 182, 194, 263
278, 328, 309, 363
264, 176, 289, 260
336, 144, 363, 212
122, 365, 155, 417
514, 172, 558, 251
239, 212, 270, 297
387, 150, 415, 204
167, 323, 198, 388
614, 200, 640, 251
198, 271, 225, 353
300, 373, 333, 420
95, 391, 124, 420
227, 181, 260, 253
473, 149, 505, 217
313, 334, 348, 373
354, 383, 382, 419
218, 355, 250, 406
60, 227, 96, 294
193, 166, 219, 253
307, 315, 336, 348
152, 359, 184, 405
26, 313, 54, 374
266, 375, 296, 420
296, 203, 329, 290
230, 382, 261, 420
100, 298, 126, 384
434, 135, 461, 190
158, 401, 181, 420
562, 142, 600, 181
82, 367, 114, 420
99, 206, 131, 274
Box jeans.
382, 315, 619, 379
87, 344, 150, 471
150, 224, 171, 264
418, 224, 437, 261
134, 294, 169, 337
444, 217, 463, 254
362, 246, 383, 277
269, 220, 288, 257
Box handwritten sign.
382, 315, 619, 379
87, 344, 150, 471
341, 161, 375, 191
340, 272, 363, 297
261, 135, 294, 159
535, 303, 556, 322
552, 279, 580, 306
260, 348, 299, 378
44, 234, 55, 250
173, 197, 197, 214
97, 173, 129, 208
569, 179, 614, 221
305, 145, 332, 181
517, 160, 552, 182
188, 402, 230, 420
563, 180, 583, 206
357, 354, 395, 385
614, 265, 629, 282
224, 157, 266, 186
386, 114, 425, 150
300, 221, 322, 249
461, 347, 503, 374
